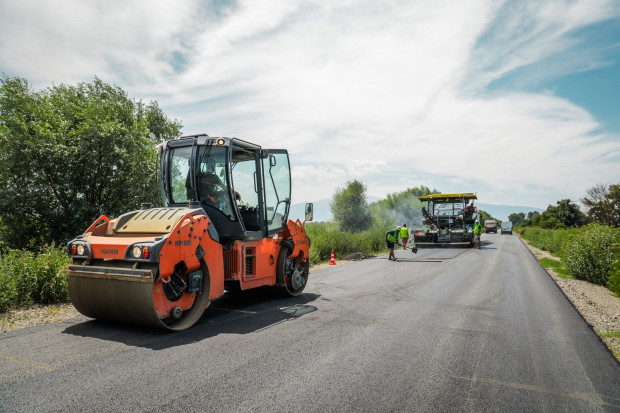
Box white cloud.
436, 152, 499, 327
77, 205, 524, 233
0, 0, 198, 85
0, 0, 618, 208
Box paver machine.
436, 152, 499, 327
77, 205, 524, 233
66, 134, 312, 331
413, 193, 478, 247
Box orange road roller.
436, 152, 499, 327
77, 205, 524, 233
67, 134, 313, 331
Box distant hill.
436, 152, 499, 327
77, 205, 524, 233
289, 198, 543, 224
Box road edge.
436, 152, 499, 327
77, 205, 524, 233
519, 236, 620, 363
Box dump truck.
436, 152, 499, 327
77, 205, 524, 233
66, 134, 312, 331
484, 219, 498, 233
413, 193, 478, 247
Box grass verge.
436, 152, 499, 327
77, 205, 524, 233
537, 258, 572, 279
596, 330, 620, 360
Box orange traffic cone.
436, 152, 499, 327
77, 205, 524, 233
329, 250, 337, 265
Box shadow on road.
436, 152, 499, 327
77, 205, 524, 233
62, 288, 320, 350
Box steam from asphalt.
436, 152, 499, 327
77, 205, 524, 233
369, 194, 425, 231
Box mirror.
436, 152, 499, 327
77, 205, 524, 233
304, 203, 313, 222
270, 155, 277, 167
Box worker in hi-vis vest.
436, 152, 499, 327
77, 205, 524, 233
385, 226, 400, 261
473, 221, 482, 249
400, 224, 409, 249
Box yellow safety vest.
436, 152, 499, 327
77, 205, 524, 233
387, 230, 399, 243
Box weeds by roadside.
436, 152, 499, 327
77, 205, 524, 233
597, 330, 620, 360
537, 258, 571, 279
0, 246, 70, 313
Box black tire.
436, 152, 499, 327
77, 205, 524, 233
276, 246, 309, 296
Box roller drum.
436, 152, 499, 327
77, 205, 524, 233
68, 262, 210, 331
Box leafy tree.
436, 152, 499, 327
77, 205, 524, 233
509, 212, 525, 226
531, 199, 586, 229
517, 211, 540, 228
0, 76, 182, 249
582, 183, 620, 227
330, 179, 372, 232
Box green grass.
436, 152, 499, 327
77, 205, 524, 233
520, 227, 573, 256
0, 246, 70, 313
538, 257, 572, 279
598, 330, 620, 339
304, 222, 387, 265
596, 330, 620, 361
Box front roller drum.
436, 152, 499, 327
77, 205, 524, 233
68, 262, 211, 331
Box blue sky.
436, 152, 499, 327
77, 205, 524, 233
0, 0, 618, 209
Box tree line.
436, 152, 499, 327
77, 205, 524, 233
508, 183, 620, 229
0, 76, 182, 250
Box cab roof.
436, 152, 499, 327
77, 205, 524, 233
418, 193, 477, 202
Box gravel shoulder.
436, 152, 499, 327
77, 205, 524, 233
520, 238, 620, 360
0, 303, 83, 333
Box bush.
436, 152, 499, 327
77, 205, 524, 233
519, 226, 573, 256
561, 224, 620, 285
0, 246, 70, 312
305, 222, 386, 265
607, 244, 620, 296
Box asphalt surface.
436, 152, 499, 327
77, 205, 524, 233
1, 234, 619, 412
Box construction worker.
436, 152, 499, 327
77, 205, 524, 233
473, 221, 482, 249
400, 224, 409, 249
385, 226, 401, 261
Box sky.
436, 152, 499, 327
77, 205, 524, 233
0, 0, 619, 210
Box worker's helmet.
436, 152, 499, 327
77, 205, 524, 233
396, 226, 401, 230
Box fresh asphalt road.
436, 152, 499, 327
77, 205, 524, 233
1, 234, 619, 412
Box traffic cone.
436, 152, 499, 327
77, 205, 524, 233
329, 250, 337, 265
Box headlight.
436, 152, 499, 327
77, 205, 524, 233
132, 246, 142, 259
68, 241, 91, 258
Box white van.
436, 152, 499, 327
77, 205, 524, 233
501, 221, 513, 234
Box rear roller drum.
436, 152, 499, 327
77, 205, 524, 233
276, 246, 309, 296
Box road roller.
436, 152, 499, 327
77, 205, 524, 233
66, 134, 312, 331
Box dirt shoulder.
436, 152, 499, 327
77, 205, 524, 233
520, 238, 620, 360
0, 303, 83, 333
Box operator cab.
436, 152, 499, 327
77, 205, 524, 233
157, 134, 291, 241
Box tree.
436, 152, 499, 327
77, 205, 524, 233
582, 183, 620, 227
532, 199, 586, 229
527, 211, 539, 220
0, 76, 182, 249
330, 180, 372, 232
509, 212, 525, 226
